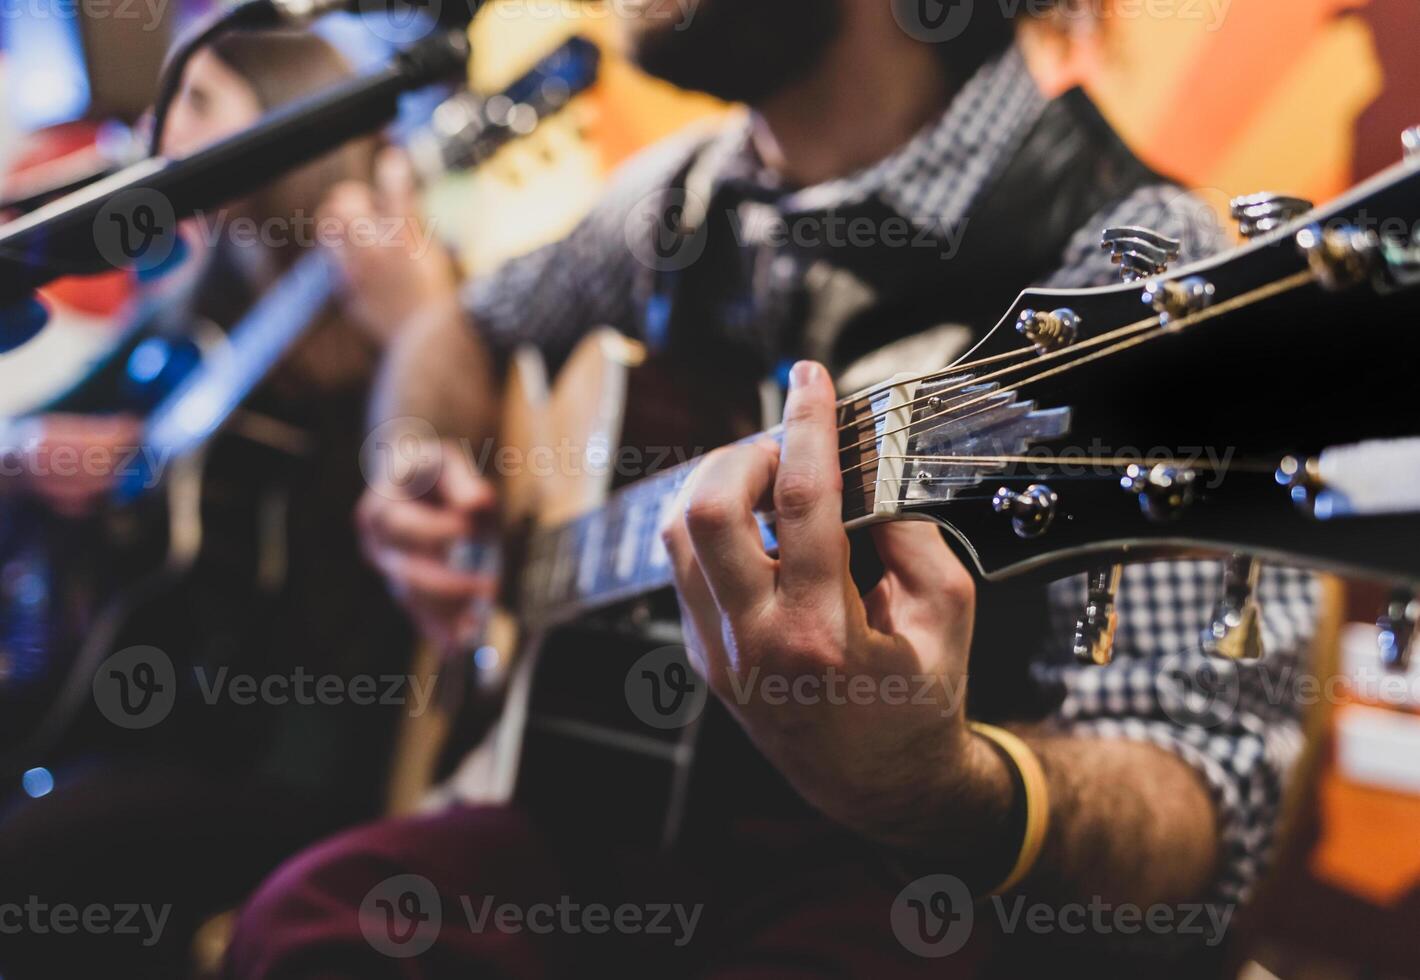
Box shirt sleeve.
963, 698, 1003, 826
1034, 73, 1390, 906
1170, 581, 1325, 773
1035, 563, 1320, 906
461, 129, 710, 373
1036, 186, 1321, 906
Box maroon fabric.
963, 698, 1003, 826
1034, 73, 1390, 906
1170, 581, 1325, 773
225, 804, 996, 979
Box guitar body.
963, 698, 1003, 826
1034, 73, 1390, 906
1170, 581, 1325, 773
0, 262, 332, 776
0, 438, 301, 762
1, 312, 211, 746
446, 329, 766, 843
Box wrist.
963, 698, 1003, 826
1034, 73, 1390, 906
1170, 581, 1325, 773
878, 724, 1034, 896
966, 723, 1051, 895
867, 719, 1015, 854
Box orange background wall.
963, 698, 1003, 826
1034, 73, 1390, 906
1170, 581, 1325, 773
1047, 0, 1416, 214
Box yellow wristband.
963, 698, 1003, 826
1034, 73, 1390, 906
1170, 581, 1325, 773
970, 722, 1050, 896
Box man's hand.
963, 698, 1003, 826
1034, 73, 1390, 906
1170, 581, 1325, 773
663, 361, 1225, 904
321, 148, 460, 345
357, 435, 499, 651
13, 414, 143, 517
661, 360, 1010, 851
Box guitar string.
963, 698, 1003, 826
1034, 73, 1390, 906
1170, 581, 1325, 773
822, 250, 1290, 433
865, 454, 1279, 471
837, 267, 1317, 455
732, 309, 1163, 463
854, 456, 1280, 498
830, 345, 1041, 411
830, 309, 1162, 439
836, 268, 1318, 471
821, 266, 1234, 416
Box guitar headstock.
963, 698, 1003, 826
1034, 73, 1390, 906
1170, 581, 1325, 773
408, 35, 601, 180
842, 143, 1420, 666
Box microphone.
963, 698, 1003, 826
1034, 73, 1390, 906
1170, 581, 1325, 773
0, 29, 471, 336
145, 0, 485, 159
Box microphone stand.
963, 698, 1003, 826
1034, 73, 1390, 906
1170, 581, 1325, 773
0, 28, 470, 324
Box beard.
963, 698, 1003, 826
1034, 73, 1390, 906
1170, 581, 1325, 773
625, 0, 843, 106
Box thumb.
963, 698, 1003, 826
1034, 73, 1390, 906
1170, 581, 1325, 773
374, 146, 420, 222
869, 521, 973, 606
319, 181, 377, 230
436, 439, 496, 514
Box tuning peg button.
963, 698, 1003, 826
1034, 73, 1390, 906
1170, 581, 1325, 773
1073, 565, 1123, 665
1403, 126, 1420, 160
1276, 454, 1326, 515
1230, 193, 1313, 239
992, 484, 1057, 539
1122, 463, 1197, 521
1202, 556, 1265, 661
1100, 226, 1181, 282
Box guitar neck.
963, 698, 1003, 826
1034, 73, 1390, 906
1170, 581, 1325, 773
137, 250, 336, 475
519, 463, 696, 627
518, 422, 832, 627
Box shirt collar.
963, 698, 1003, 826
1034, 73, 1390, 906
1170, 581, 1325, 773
702, 43, 1047, 227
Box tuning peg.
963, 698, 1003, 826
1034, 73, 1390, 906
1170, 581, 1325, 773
1276, 453, 1325, 513
1201, 556, 1264, 661
1404, 126, 1420, 160
1140, 275, 1215, 327
1296, 223, 1379, 291
1073, 565, 1123, 665
1100, 226, 1181, 282
992, 484, 1058, 539
1015, 307, 1080, 353
1122, 462, 1197, 521
1377, 590, 1418, 672
1230, 193, 1313, 239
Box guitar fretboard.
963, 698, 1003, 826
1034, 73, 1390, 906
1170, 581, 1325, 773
519, 462, 698, 626
517, 418, 846, 627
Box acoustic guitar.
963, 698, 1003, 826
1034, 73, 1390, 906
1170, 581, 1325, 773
445, 151, 1420, 844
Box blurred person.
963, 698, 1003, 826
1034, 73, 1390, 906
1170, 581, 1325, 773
231, 1, 1318, 976
0, 30, 418, 979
